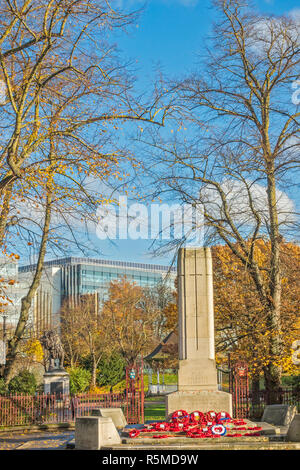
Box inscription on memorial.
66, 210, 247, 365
50, 381, 63, 395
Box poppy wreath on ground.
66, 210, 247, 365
211, 424, 227, 436
186, 427, 211, 438
187, 424, 203, 433
187, 432, 207, 439
205, 420, 216, 427
187, 426, 202, 434
190, 411, 205, 424
199, 426, 213, 437
169, 421, 187, 432
171, 409, 190, 424
232, 419, 247, 426
216, 411, 232, 422
205, 410, 218, 422
154, 422, 170, 431
129, 429, 140, 438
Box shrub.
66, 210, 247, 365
282, 375, 300, 388
0, 378, 7, 396
97, 353, 126, 388
88, 385, 103, 394
68, 367, 91, 394
8, 370, 37, 395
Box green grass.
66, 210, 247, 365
144, 403, 166, 421
144, 396, 164, 402
98, 373, 178, 393
145, 374, 177, 385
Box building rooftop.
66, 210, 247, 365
19, 256, 177, 274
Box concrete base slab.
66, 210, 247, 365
165, 390, 232, 418
75, 416, 121, 450
262, 404, 296, 426
99, 442, 300, 450
252, 421, 281, 436
91, 408, 127, 429
287, 414, 300, 442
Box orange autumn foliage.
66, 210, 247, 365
213, 241, 300, 376
101, 277, 159, 365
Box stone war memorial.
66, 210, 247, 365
72, 246, 300, 450
41, 330, 70, 395
166, 246, 232, 416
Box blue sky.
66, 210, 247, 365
115, 0, 299, 79
44, 0, 300, 267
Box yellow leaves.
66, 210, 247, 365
213, 240, 300, 375
24, 339, 44, 362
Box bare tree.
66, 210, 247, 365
140, 0, 300, 395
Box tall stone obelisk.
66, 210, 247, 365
166, 247, 232, 415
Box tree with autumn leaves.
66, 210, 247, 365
150, 241, 299, 392
213, 241, 300, 389
0, 1, 171, 381
59, 277, 176, 389
100, 277, 163, 366
61, 294, 111, 387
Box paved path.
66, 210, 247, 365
0, 431, 74, 450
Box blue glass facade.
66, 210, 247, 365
20, 257, 176, 303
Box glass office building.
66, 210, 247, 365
19, 257, 176, 325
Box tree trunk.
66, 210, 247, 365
263, 363, 282, 404
264, 164, 282, 395
91, 354, 97, 387
251, 373, 261, 419
4, 192, 52, 383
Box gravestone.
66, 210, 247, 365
165, 247, 232, 416
262, 404, 296, 426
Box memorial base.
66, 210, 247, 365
165, 390, 232, 418
43, 369, 70, 395
177, 359, 219, 392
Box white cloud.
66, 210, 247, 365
201, 179, 296, 236
246, 11, 300, 59
289, 8, 300, 22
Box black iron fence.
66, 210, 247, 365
248, 387, 300, 420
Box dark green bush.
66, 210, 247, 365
8, 370, 37, 395
281, 375, 300, 388
0, 378, 7, 395
97, 353, 126, 387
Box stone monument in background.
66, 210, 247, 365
166, 247, 232, 416
41, 330, 70, 395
